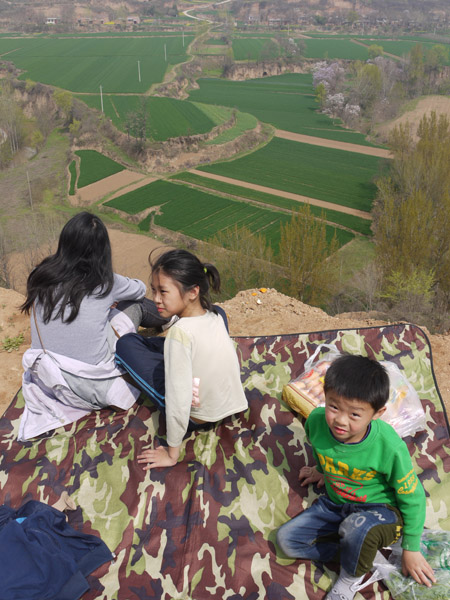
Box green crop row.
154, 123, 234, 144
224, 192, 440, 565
198, 138, 383, 212
206, 111, 258, 145
170, 172, 372, 236
75, 150, 125, 188
105, 179, 354, 252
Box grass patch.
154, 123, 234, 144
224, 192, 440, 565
68, 160, 77, 195
75, 150, 125, 189
206, 111, 258, 145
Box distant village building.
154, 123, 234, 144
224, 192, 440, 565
45, 17, 59, 25
127, 16, 141, 25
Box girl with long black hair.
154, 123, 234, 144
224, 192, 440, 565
19, 211, 158, 441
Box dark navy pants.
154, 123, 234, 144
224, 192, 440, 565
116, 334, 166, 411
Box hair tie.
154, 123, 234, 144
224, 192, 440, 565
203, 267, 207, 274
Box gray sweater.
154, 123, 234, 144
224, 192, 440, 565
31, 274, 146, 364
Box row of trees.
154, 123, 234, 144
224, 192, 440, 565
371, 112, 450, 330
206, 205, 339, 307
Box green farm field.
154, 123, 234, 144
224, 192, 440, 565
303, 38, 370, 60
198, 138, 383, 213
374, 39, 450, 61
188, 74, 377, 144
77, 95, 224, 141
170, 171, 372, 236
75, 150, 125, 188
104, 179, 354, 252
232, 38, 268, 61
0, 35, 193, 93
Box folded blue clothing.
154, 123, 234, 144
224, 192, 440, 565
0, 500, 113, 600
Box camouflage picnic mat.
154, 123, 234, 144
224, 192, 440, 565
0, 323, 449, 600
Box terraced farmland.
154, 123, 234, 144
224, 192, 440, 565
78, 95, 222, 141
188, 74, 376, 144
75, 150, 125, 189
104, 179, 354, 252
232, 38, 269, 61
0, 35, 193, 93
303, 38, 370, 60
198, 138, 383, 212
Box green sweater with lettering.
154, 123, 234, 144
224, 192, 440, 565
305, 407, 426, 551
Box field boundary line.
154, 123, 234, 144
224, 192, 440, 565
189, 169, 372, 220
274, 130, 392, 158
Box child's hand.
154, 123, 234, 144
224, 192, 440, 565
137, 442, 179, 470
298, 465, 324, 487
401, 550, 436, 587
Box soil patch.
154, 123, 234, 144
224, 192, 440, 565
376, 96, 450, 141
73, 170, 148, 206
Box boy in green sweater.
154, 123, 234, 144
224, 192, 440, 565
277, 354, 436, 600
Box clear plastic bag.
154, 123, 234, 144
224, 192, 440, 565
372, 530, 450, 599
282, 348, 427, 438
282, 344, 341, 418
373, 529, 450, 600
380, 361, 426, 438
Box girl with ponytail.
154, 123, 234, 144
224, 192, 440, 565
116, 248, 248, 469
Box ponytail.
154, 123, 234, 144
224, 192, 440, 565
150, 249, 221, 311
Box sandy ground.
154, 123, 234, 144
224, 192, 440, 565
73, 170, 151, 206
376, 96, 450, 141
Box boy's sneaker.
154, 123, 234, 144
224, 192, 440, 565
325, 569, 365, 600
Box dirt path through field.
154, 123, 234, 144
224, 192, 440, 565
189, 169, 372, 219
73, 170, 152, 206
274, 130, 392, 158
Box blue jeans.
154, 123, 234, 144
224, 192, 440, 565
276, 495, 402, 577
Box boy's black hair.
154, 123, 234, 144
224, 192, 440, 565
324, 354, 390, 412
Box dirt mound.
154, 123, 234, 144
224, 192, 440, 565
2, 286, 449, 417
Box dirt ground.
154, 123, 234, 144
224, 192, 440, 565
1, 283, 449, 419
376, 96, 450, 141
2, 97, 450, 418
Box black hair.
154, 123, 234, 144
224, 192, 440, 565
324, 354, 390, 412
150, 248, 220, 311
21, 212, 114, 323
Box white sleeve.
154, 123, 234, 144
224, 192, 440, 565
112, 273, 146, 302
164, 325, 193, 447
